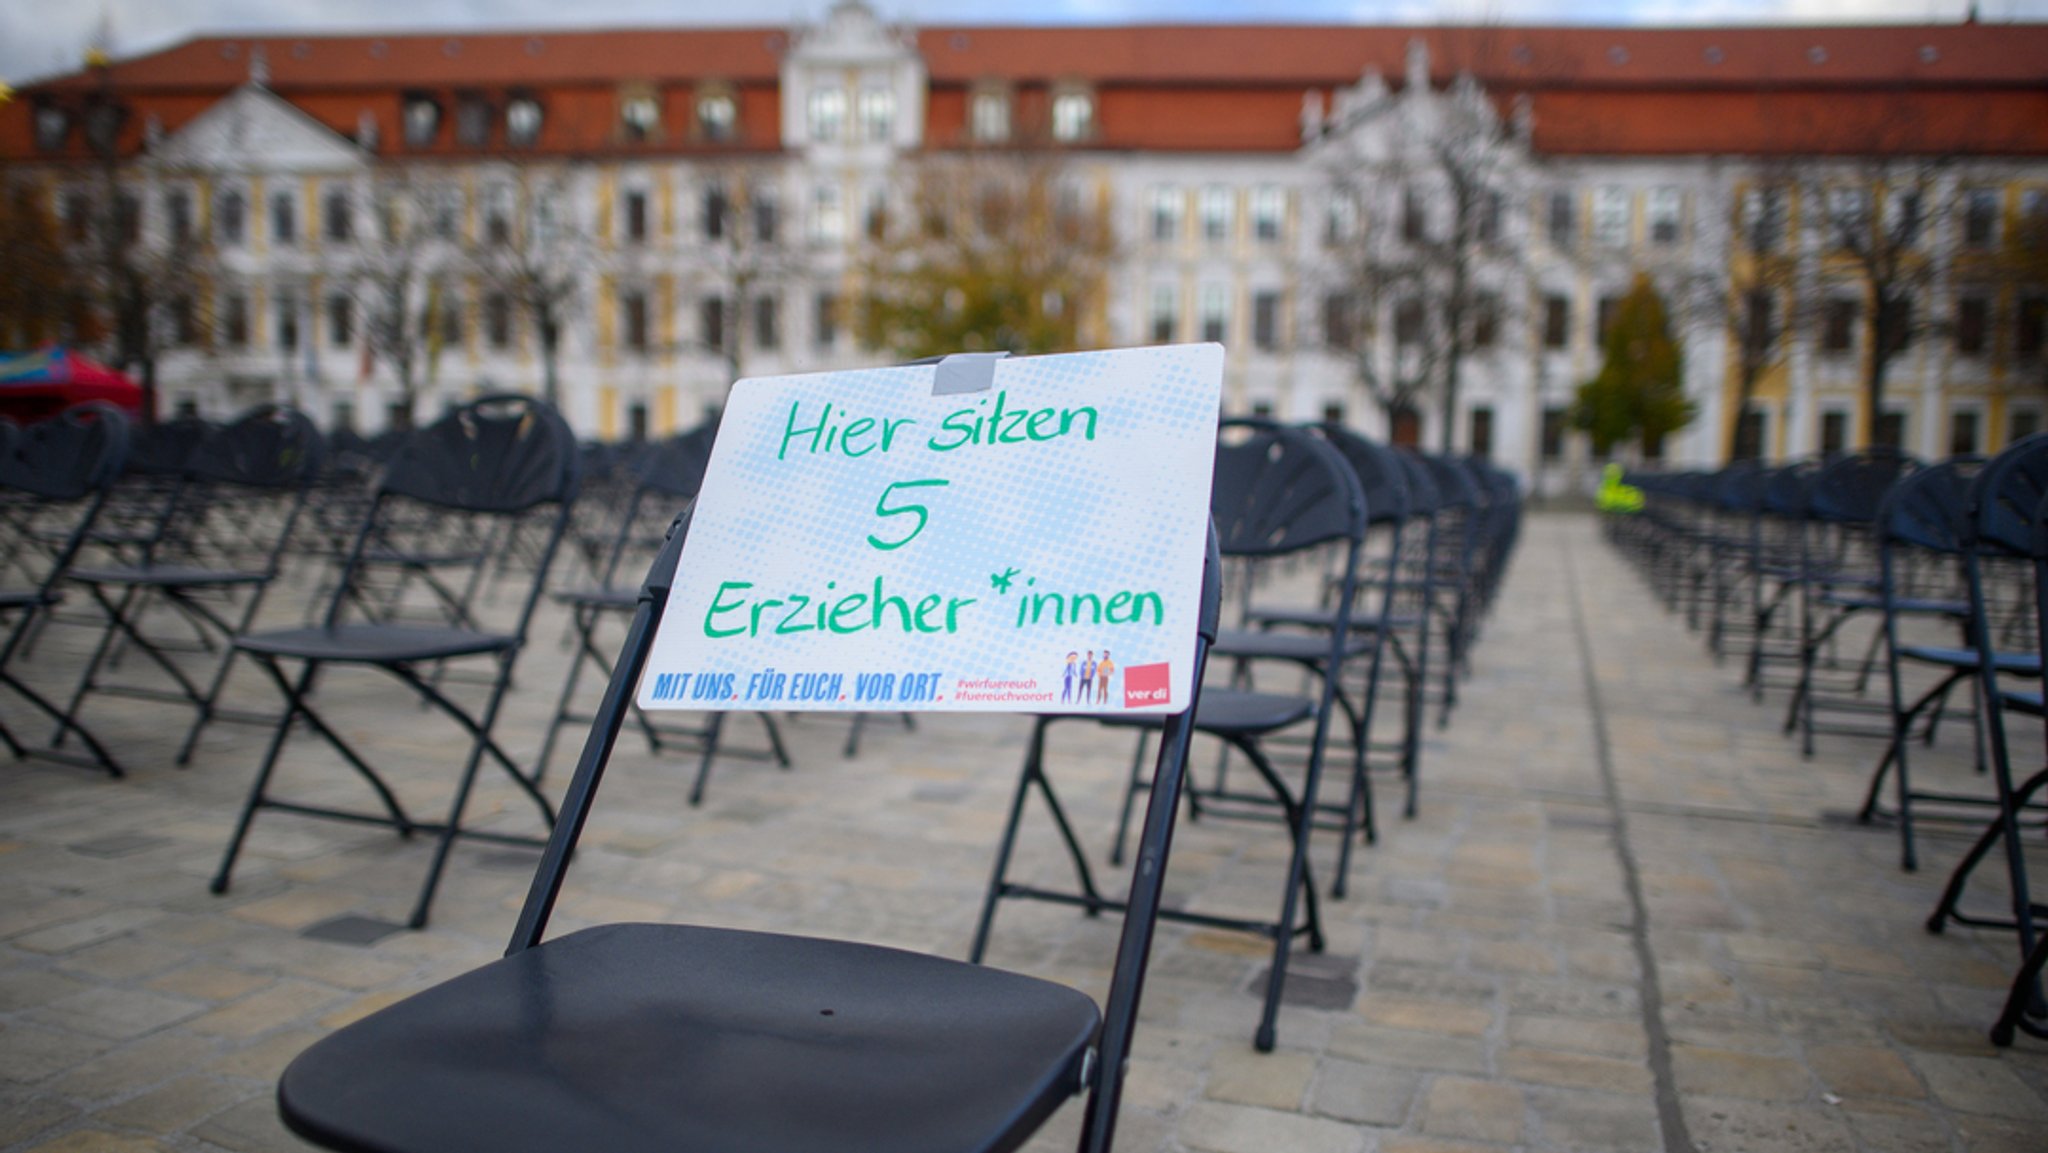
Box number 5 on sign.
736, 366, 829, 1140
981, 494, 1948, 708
868, 479, 950, 551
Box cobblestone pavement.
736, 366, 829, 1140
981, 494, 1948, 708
3, 511, 2045, 1152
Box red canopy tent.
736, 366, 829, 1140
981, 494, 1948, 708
0, 348, 145, 424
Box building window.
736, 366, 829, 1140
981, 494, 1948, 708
222, 292, 249, 347
430, 187, 461, 241
1150, 187, 1182, 243
970, 89, 1009, 143
455, 93, 492, 147
168, 295, 197, 347
271, 191, 297, 245
1961, 191, 2000, 250
864, 186, 889, 241
1956, 296, 1989, 357
627, 401, 650, 442
621, 90, 661, 142
402, 94, 441, 148
1251, 186, 1283, 243
1890, 189, 1924, 247
1743, 290, 1777, 355
1051, 89, 1094, 142
323, 188, 352, 243
485, 292, 512, 350
165, 189, 193, 246
32, 103, 68, 151
1390, 406, 1422, 448
1746, 187, 1786, 253
1950, 409, 1981, 457
1541, 407, 1568, 461
1200, 283, 1228, 344
2016, 295, 2046, 359
61, 190, 91, 244
1395, 298, 1425, 347
857, 88, 895, 142
1596, 294, 1621, 344
1822, 299, 1858, 354
276, 292, 299, 352
328, 294, 353, 347
815, 292, 838, 348
1401, 187, 1427, 243
811, 184, 845, 244
697, 89, 737, 141
622, 189, 648, 244
432, 283, 463, 345
1471, 294, 1499, 350
754, 293, 779, 350
1542, 294, 1570, 349
1874, 411, 1906, 451
1591, 186, 1629, 247
1325, 192, 1358, 247
1150, 285, 1177, 344
754, 190, 779, 244
2011, 408, 2042, 444
1820, 410, 1849, 456
808, 87, 845, 142
483, 185, 512, 246
1647, 187, 1681, 246
1200, 186, 1233, 243
620, 288, 649, 352
506, 95, 543, 147
115, 192, 141, 246
1828, 187, 1871, 249
1322, 292, 1353, 349
1730, 408, 1765, 461
1547, 190, 1576, 249
214, 189, 244, 246
1473, 189, 1503, 245
1469, 406, 1494, 459
1252, 290, 1281, 352
701, 296, 726, 353
702, 183, 729, 241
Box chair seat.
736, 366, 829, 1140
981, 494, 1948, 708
1094, 688, 1313, 736
0, 589, 56, 611
2004, 688, 2044, 716
553, 584, 639, 611
67, 563, 270, 588
1896, 645, 2042, 675
235, 624, 516, 663
278, 923, 1099, 1153
1243, 607, 1421, 632
1816, 592, 1967, 615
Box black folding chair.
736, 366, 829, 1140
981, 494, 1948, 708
210, 395, 580, 929
1990, 485, 2048, 1047
535, 425, 790, 800
275, 495, 1223, 1153
974, 419, 1365, 1053
0, 405, 131, 776
52, 406, 324, 766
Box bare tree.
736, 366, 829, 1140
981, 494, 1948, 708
342, 167, 460, 426
1309, 47, 1530, 451
465, 166, 591, 407
682, 162, 809, 390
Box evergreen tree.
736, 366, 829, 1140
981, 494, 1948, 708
1571, 273, 1696, 458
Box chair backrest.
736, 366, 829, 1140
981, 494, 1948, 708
380, 395, 579, 513
1761, 460, 1820, 518
1877, 458, 1983, 555
125, 413, 211, 478
0, 403, 131, 500
1968, 434, 2048, 558
588, 426, 720, 588
190, 405, 324, 490
1810, 449, 1917, 526
1211, 420, 1367, 558
1317, 423, 1410, 526
1411, 451, 1477, 511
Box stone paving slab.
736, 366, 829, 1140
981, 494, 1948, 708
0, 512, 2043, 1152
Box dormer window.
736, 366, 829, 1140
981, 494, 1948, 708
808, 87, 845, 142
82, 102, 124, 153
506, 95, 543, 148
696, 87, 736, 141
1051, 88, 1094, 143
454, 93, 492, 147
402, 94, 441, 148
857, 87, 895, 142
620, 88, 661, 142
33, 103, 69, 151
969, 87, 1009, 144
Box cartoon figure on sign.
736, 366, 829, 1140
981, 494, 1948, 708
1081, 651, 1097, 704
1097, 650, 1115, 703
1061, 652, 1079, 703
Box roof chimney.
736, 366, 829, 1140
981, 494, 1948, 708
249, 45, 269, 87
1406, 38, 1430, 92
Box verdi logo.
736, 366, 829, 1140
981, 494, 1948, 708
1123, 662, 1170, 709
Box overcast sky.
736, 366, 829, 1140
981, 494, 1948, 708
5, 0, 2044, 87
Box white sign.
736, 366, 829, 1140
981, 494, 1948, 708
638, 344, 1223, 714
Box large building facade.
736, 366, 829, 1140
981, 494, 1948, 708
5, 3, 2047, 490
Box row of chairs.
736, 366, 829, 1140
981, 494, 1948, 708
1607, 441, 2048, 1048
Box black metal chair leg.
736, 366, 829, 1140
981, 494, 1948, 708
1109, 729, 1153, 867
970, 718, 1052, 964
688, 711, 727, 807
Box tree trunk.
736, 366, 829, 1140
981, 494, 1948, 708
1726, 364, 1759, 462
